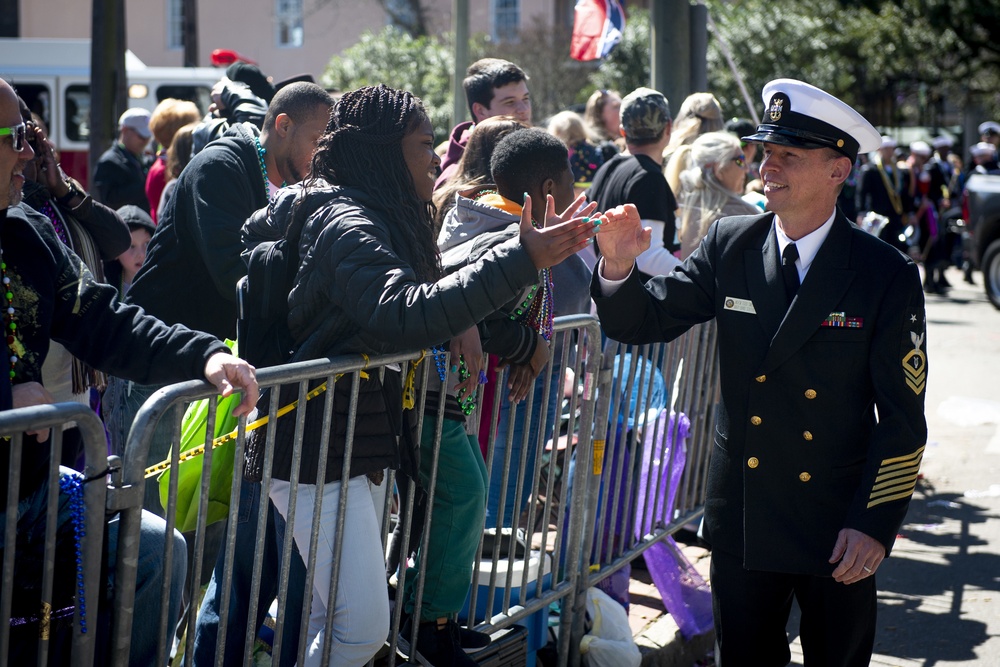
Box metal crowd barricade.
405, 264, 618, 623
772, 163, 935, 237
569, 321, 720, 665
107, 314, 719, 667
0, 403, 112, 667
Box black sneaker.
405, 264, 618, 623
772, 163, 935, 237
397, 619, 483, 667
450, 620, 491, 652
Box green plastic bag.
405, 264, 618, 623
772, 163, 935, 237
158, 342, 242, 533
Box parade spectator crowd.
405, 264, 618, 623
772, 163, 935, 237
0, 48, 991, 667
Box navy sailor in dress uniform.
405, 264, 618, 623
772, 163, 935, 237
591, 79, 927, 667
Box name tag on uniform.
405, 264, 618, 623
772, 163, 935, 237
723, 296, 757, 314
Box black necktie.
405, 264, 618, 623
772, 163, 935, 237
782, 243, 800, 307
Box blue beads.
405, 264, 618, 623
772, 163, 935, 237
60, 472, 88, 634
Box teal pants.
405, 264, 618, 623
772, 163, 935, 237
405, 417, 488, 621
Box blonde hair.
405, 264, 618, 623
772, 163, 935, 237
675, 132, 755, 257
149, 98, 202, 149
664, 92, 724, 155
546, 110, 588, 147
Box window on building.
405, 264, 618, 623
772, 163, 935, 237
276, 0, 304, 48
492, 0, 520, 42
167, 0, 183, 50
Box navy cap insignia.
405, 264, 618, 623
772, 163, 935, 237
768, 94, 787, 122
902, 330, 926, 395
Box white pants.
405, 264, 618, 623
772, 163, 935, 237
270, 474, 389, 667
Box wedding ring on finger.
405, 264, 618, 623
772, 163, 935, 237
862, 565, 873, 573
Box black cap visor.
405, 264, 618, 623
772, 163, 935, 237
743, 120, 859, 161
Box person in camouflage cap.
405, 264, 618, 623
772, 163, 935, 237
620, 87, 672, 145
586, 86, 680, 279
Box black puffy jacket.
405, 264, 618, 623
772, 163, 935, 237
242, 182, 540, 484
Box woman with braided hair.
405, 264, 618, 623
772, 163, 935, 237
244, 83, 599, 666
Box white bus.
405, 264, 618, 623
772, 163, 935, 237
0, 37, 222, 187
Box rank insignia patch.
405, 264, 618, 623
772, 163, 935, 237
902, 330, 926, 395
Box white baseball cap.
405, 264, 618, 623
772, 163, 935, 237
118, 108, 152, 139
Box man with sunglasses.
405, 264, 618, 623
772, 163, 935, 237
593, 79, 927, 666
93, 108, 152, 212
0, 77, 259, 666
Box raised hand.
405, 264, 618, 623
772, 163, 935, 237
519, 194, 600, 270
596, 204, 652, 280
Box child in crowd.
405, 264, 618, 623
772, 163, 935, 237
438, 128, 594, 535
105, 204, 155, 296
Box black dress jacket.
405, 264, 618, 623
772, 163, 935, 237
593, 212, 927, 576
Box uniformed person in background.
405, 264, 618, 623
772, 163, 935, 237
591, 79, 927, 667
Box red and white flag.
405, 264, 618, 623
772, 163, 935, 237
570, 0, 626, 62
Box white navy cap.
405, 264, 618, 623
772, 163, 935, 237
931, 136, 953, 149
742, 78, 880, 162
971, 142, 997, 158
880, 135, 897, 149
978, 121, 1000, 136
909, 141, 932, 158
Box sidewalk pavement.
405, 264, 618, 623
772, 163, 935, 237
626, 543, 715, 667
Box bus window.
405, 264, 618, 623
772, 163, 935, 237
65, 84, 91, 142
156, 85, 213, 116
15, 83, 52, 132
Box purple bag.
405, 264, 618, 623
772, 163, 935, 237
633, 410, 713, 639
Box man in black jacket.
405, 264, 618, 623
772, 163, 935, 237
105, 81, 332, 461
0, 76, 258, 666
592, 79, 927, 666
93, 108, 152, 212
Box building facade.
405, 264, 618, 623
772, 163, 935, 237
17, 0, 573, 82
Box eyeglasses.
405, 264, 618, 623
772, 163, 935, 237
732, 154, 747, 168
0, 123, 26, 152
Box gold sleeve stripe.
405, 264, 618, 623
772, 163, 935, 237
876, 460, 922, 476
875, 464, 921, 484
878, 445, 925, 467
869, 479, 917, 501
868, 486, 918, 509
872, 473, 919, 492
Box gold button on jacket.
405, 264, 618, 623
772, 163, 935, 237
750, 415, 762, 426
805, 389, 817, 399
799, 472, 812, 482
748, 457, 760, 469
756, 375, 766, 383
803, 431, 813, 441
